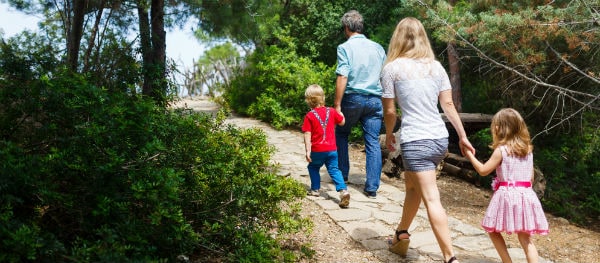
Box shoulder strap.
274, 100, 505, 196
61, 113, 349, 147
311, 107, 330, 142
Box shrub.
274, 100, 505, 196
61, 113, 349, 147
1, 46, 308, 261
535, 127, 600, 225
225, 45, 335, 130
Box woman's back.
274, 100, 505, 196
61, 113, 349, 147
380, 58, 450, 143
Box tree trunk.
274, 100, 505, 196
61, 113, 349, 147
448, 43, 462, 112
83, 0, 106, 72
138, 1, 152, 96
149, 0, 166, 103
447, 0, 462, 112
67, 0, 87, 71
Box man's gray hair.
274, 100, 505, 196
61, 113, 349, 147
341, 10, 363, 33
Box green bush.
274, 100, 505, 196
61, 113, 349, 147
225, 45, 335, 130
535, 127, 600, 225
0, 45, 309, 261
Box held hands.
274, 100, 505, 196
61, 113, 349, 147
461, 139, 478, 165
464, 147, 475, 159
459, 137, 475, 157
385, 134, 397, 152
335, 106, 343, 115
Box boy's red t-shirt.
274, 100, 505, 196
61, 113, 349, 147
301, 106, 344, 152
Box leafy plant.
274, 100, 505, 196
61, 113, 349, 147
226, 45, 335, 130
0, 42, 309, 261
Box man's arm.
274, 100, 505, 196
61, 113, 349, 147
334, 75, 347, 113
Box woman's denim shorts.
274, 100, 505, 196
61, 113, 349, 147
400, 138, 448, 172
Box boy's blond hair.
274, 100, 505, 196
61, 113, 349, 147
305, 84, 325, 108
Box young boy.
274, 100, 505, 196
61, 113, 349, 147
302, 84, 350, 208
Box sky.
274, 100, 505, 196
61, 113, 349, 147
0, 3, 205, 71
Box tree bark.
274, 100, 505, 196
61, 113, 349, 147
138, 1, 152, 96
447, 0, 462, 112
67, 0, 87, 71
448, 43, 462, 112
149, 0, 166, 103
83, 0, 106, 72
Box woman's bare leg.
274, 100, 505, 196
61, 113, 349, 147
395, 171, 422, 240
413, 169, 457, 262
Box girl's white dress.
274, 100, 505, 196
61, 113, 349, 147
481, 146, 549, 235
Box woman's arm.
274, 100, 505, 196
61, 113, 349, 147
439, 90, 475, 155
382, 98, 398, 152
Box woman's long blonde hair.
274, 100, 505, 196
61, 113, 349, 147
490, 108, 533, 157
384, 17, 435, 65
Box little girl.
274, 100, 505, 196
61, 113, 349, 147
464, 108, 549, 263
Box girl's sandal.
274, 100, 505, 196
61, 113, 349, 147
388, 229, 410, 257
444, 256, 458, 263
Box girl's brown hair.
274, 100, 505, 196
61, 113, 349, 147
490, 108, 533, 157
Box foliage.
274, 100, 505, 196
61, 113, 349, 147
468, 128, 494, 159
423, 0, 600, 135
459, 77, 503, 114
5, 0, 180, 104
283, 0, 400, 65
225, 44, 335, 130
535, 126, 600, 224
0, 43, 308, 262
190, 0, 283, 50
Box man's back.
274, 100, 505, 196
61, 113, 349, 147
335, 34, 386, 96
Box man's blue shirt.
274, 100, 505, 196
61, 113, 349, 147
335, 34, 386, 96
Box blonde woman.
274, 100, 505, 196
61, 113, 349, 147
381, 17, 474, 263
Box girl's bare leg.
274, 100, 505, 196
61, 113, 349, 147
518, 232, 539, 263
489, 232, 512, 263
414, 169, 457, 262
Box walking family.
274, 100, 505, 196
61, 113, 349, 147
303, 10, 549, 263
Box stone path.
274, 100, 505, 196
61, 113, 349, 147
177, 97, 550, 263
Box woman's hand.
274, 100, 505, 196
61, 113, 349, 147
459, 137, 475, 156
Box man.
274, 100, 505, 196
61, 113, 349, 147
334, 10, 386, 198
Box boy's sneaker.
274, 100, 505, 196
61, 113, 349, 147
308, 190, 320, 197
339, 190, 350, 208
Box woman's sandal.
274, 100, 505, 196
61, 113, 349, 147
388, 229, 410, 256
444, 256, 458, 263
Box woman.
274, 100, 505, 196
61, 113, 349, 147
381, 17, 474, 263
